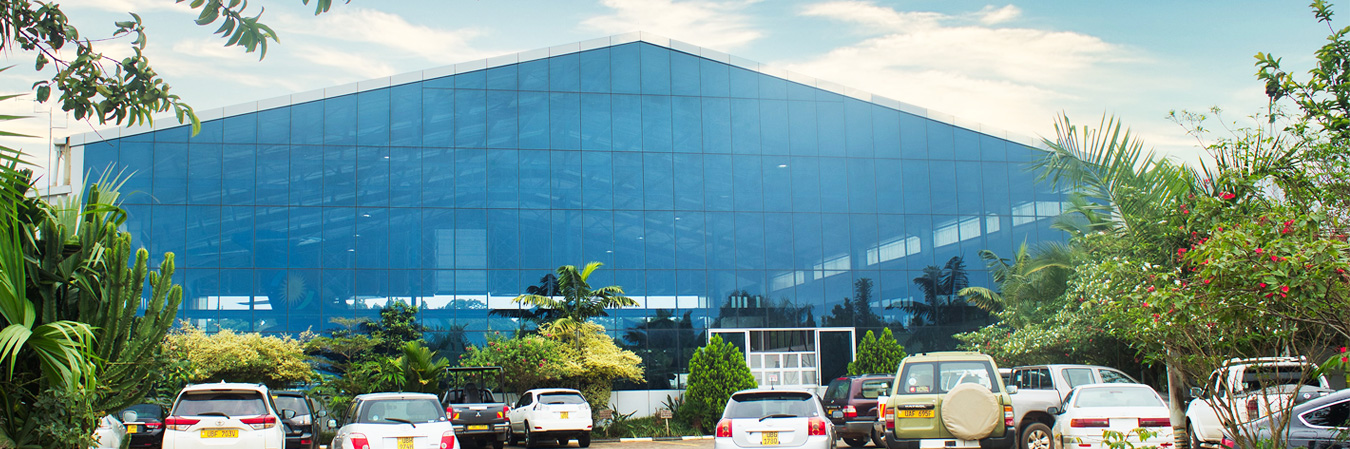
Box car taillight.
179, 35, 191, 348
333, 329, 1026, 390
301, 439, 312, 446
808, 417, 828, 436
1138, 418, 1171, 427
1246, 398, 1259, 417
715, 419, 733, 438
499, 406, 508, 420
240, 415, 278, 430
1004, 405, 1014, 427
843, 405, 857, 419
441, 430, 457, 449
351, 432, 370, 449
1070, 418, 1109, 428
144, 422, 163, 429
884, 407, 895, 430
165, 416, 199, 431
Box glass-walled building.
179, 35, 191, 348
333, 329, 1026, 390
72, 33, 1065, 389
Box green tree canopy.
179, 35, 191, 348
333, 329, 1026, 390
163, 325, 315, 388
512, 262, 637, 334
681, 335, 757, 432
848, 329, 907, 375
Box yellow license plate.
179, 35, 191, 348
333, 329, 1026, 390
201, 429, 238, 438
398, 437, 414, 449
560, 412, 569, 419
761, 431, 779, 445
469, 425, 489, 430
126, 424, 139, 434
899, 409, 934, 418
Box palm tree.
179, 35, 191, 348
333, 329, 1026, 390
958, 242, 1075, 329
903, 256, 972, 326
491, 273, 566, 332
511, 262, 637, 335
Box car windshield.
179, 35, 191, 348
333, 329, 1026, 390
358, 398, 446, 424
173, 392, 268, 417
724, 392, 819, 419
899, 361, 1000, 394
823, 379, 850, 402
1073, 387, 1163, 408
538, 393, 586, 405
273, 395, 311, 416
121, 404, 162, 422
1239, 365, 1318, 392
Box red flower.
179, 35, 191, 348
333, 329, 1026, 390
1255, 248, 1263, 254
1281, 285, 1290, 293
1220, 192, 1236, 200
1271, 255, 1280, 262
1343, 356, 1348, 363
1339, 269, 1346, 274
1147, 286, 1156, 292
1177, 248, 1188, 255
1259, 283, 1267, 288
1143, 302, 1150, 308
1339, 346, 1346, 353
1203, 279, 1211, 284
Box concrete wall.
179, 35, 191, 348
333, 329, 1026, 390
608, 389, 684, 418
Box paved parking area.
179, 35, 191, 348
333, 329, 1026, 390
585, 439, 713, 449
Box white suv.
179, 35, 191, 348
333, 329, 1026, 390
507, 389, 593, 447
163, 382, 289, 449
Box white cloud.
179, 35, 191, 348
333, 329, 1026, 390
788, 1, 1167, 152
583, 0, 763, 50
275, 7, 496, 66
293, 46, 399, 81
56, 0, 186, 15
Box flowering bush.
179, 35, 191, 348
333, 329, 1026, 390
457, 332, 577, 395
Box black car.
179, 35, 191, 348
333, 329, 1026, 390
1228, 387, 1347, 448
823, 373, 894, 447
120, 403, 166, 449
273, 390, 324, 449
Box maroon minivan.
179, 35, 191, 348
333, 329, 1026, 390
822, 374, 894, 448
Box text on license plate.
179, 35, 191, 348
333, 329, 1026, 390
469, 425, 489, 430
560, 412, 569, 419
201, 429, 238, 438
761, 431, 779, 445
126, 424, 139, 434
398, 437, 414, 449
899, 410, 934, 418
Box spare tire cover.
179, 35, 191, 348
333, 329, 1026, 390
941, 382, 1000, 440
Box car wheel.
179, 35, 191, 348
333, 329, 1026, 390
1188, 423, 1202, 449
578, 432, 591, 448
845, 437, 870, 447
494, 439, 505, 449
558, 438, 569, 447
871, 428, 884, 447
509, 431, 521, 446
524, 424, 539, 448
1022, 423, 1051, 449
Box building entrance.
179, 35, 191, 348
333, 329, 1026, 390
711, 328, 856, 389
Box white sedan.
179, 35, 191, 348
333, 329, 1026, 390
714, 389, 834, 449
1050, 384, 1175, 449
331, 393, 456, 449
91, 414, 126, 449
507, 388, 593, 447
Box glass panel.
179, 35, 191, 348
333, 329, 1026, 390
153, 143, 188, 204
187, 143, 221, 205
610, 43, 640, 94
612, 153, 643, 210
256, 144, 289, 206
356, 146, 389, 207
642, 96, 672, 152
787, 101, 816, 156
579, 48, 610, 93
817, 102, 846, 158
487, 90, 521, 149
455, 149, 486, 208
701, 97, 731, 154
455, 89, 486, 148
582, 152, 614, 210
258, 107, 291, 144
422, 88, 454, 148
487, 64, 517, 90
733, 155, 763, 212
517, 91, 549, 149
671, 51, 700, 96
639, 43, 671, 95
954, 128, 980, 161
730, 99, 761, 154
700, 57, 730, 97
356, 208, 389, 269
644, 211, 675, 270
550, 93, 581, 150
549, 52, 580, 92
848, 158, 877, 214
291, 101, 323, 146
486, 149, 518, 209
734, 212, 765, 270
357, 88, 390, 146
324, 95, 357, 145
819, 158, 847, 213
520, 149, 552, 210
518, 59, 548, 91
322, 207, 355, 269
612, 94, 641, 152
899, 113, 927, 159
580, 93, 612, 150
643, 153, 674, 211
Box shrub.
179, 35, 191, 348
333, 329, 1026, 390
163, 324, 314, 388
680, 335, 757, 431
458, 332, 576, 395
848, 328, 907, 375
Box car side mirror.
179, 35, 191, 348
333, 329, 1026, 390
1047, 407, 1061, 415
281, 409, 297, 419
327, 419, 338, 429
1007, 386, 1018, 395
1190, 387, 1205, 399
317, 410, 328, 418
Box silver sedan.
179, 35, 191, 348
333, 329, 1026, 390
714, 389, 836, 449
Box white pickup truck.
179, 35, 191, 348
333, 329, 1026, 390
1007, 365, 1141, 449
1184, 357, 1332, 449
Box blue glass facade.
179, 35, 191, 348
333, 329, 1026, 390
80, 40, 1065, 387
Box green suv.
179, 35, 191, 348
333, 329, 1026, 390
883, 352, 1015, 449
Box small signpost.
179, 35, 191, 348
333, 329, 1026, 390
657, 408, 673, 435
598, 409, 614, 420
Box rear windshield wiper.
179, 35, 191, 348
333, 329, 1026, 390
387, 417, 415, 428
759, 414, 796, 421
199, 412, 231, 419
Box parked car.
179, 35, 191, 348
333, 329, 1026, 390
1186, 357, 1331, 449
163, 382, 290, 449
1009, 365, 1140, 449
714, 388, 835, 449
92, 414, 127, 449
273, 390, 324, 449
507, 388, 593, 448
121, 403, 166, 449
881, 351, 1015, 449
1224, 388, 1350, 449
823, 374, 893, 447
1048, 384, 1174, 449
442, 367, 510, 449
330, 392, 455, 449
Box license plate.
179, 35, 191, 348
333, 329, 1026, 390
469, 425, 489, 430
126, 424, 139, 434
560, 412, 569, 419
831, 410, 843, 418
899, 409, 934, 418
398, 437, 414, 449
201, 429, 238, 438
761, 431, 779, 445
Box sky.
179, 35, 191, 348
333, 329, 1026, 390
0, 0, 1339, 189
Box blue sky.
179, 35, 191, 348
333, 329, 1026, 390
2, 0, 1339, 185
